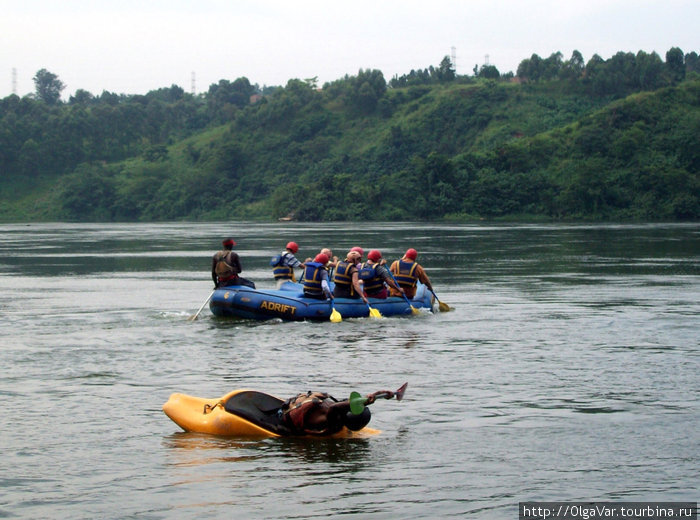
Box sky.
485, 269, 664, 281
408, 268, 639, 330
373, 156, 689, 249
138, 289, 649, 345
1, 0, 699, 100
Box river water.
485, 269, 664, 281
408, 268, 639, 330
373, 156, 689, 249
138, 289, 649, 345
1, 222, 698, 519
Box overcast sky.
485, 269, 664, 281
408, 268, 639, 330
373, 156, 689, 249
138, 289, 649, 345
2, 0, 698, 99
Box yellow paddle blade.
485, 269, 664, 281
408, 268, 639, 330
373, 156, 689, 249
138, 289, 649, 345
438, 300, 451, 312
330, 307, 342, 323
410, 305, 420, 315
368, 306, 382, 319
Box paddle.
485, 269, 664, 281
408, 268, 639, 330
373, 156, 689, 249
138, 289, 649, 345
387, 271, 420, 315
366, 301, 382, 319
349, 382, 408, 415
330, 299, 342, 323
429, 289, 452, 312
189, 290, 215, 321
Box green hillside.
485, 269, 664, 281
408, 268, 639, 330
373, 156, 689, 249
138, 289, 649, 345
1, 49, 699, 222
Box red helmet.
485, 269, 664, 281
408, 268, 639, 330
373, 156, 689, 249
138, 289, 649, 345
314, 253, 329, 264
405, 248, 418, 260
350, 246, 364, 257
222, 238, 236, 247
286, 241, 299, 253
367, 249, 382, 262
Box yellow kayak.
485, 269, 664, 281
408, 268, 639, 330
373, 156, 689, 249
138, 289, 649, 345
163, 389, 382, 438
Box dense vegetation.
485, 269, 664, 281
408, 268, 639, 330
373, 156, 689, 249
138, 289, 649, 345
1, 47, 698, 222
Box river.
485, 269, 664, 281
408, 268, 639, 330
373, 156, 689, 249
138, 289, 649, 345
1, 222, 698, 519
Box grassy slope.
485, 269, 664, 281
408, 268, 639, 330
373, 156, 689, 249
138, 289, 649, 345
2, 78, 698, 221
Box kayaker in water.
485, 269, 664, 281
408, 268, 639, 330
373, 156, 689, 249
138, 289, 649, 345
359, 249, 404, 299
280, 386, 403, 435
302, 253, 334, 300
272, 241, 305, 288
389, 248, 434, 299
332, 250, 370, 304
212, 238, 256, 288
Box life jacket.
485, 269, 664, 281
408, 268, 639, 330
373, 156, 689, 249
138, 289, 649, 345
272, 252, 295, 281
281, 392, 342, 434
358, 262, 384, 293
393, 259, 418, 289
214, 251, 237, 280
302, 262, 326, 296
332, 261, 356, 296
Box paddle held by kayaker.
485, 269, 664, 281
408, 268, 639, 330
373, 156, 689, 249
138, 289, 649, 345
280, 383, 408, 435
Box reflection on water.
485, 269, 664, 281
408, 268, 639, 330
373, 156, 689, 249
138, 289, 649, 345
164, 432, 374, 467
163, 433, 268, 466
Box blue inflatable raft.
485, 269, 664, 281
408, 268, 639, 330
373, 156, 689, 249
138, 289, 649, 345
209, 282, 434, 321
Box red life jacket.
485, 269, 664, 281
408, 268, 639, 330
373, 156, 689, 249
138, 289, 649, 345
281, 392, 341, 435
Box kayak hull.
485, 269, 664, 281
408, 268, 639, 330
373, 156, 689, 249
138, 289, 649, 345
209, 282, 434, 321
163, 389, 381, 438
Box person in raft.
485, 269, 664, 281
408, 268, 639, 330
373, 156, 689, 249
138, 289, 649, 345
212, 238, 256, 288
349, 246, 364, 261
320, 248, 338, 279
302, 253, 334, 300
389, 248, 434, 299
272, 241, 305, 288
332, 250, 370, 304
279, 388, 399, 435
359, 249, 404, 299
303, 248, 338, 278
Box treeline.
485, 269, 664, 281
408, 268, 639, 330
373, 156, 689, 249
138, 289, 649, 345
391, 48, 700, 93
0, 47, 698, 221
0, 76, 269, 180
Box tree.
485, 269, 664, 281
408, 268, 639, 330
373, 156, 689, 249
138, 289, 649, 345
33, 69, 65, 105
437, 56, 456, 82
207, 77, 256, 110
348, 69, 386, 113
570, 50, 584, 71
517, 54, 543, 81
561, 50, 585, 82
637, 51, 664, 90
69, 89, 95, 105
686, 52, 700, 75
146, 84, 185, 103
665, 47, 685, 83
477, 64, 500, 79
542, 52, 563, 80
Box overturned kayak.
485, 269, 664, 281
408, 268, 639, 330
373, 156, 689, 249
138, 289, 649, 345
163, 389, 381, 438
209, 281, 434, 321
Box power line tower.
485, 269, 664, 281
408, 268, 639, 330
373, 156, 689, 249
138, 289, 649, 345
451, 46, 457, 73
485, 54, 490, 66
191, 71, 196, 95
12, 67, 17, 95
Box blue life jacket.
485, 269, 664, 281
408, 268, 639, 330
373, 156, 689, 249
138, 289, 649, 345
272, 252, 294, 280
302, 262, 326, 296
359, 262, 384, 293
333, 261, 356, 296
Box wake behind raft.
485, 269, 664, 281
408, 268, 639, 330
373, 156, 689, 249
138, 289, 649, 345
162, 384, 408, 438
208, 281, 434, 321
